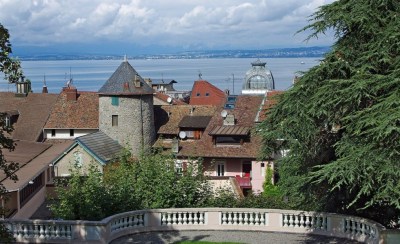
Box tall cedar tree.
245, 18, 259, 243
0, 23, 22, 242
258, 0, 400, 227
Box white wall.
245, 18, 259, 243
44, 129, 98, 139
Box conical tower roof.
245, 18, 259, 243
98, 60, 153, 95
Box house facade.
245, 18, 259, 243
43, 87, 99, 140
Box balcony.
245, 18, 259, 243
235, 175, 251, 188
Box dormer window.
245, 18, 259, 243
209, 125, 250, 146
178, 116, 212, 140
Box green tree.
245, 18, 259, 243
0, 23, 22, 243
0, 24, 22, 83
51, 152, 213, 220
258, 0, 400, 227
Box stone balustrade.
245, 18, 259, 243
1, 208, 396, 244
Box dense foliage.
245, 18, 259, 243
258, 0, 400, 227
0, 24, 22, 83
51, 153, 213, 220
0, 23, 21, 243
51, 151, 289, 221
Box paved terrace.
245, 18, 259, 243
112, 230, 360, 244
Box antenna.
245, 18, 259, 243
167, 97, 173, 104
124, 54, 127, 62
179, 131, 187, 139
221, 110, 228, 118
43, 74, 47, 87
198, 70, 202, 80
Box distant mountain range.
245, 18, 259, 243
16, 46, 330, 61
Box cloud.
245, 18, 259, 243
0, 0, 336, 51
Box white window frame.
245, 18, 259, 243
216, 161, 226, 176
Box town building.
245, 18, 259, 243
98, 59, 156, 156
43, 86, 99, 140
242, 59, 275, 95
189, 79, 227, 106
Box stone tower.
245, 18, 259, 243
98, 60, 155, 156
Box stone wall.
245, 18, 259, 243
99, 95, 155, 156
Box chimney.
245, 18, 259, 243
224, 89, 230, 95
15, 76, 29, 97
144, 78, 152, 86
123, 82, 130, 92
66, 87, 78, 101
42, 86, 48, 93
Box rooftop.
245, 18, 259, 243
98, 60, 153, 95
178, 95, 264, 158
44, 89, 99, 129
0, 92, 58, 141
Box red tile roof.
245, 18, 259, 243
0, 92, 58, 141
179, 95, 264, 158
189, 80, 227, 106
45, 89, 99, 129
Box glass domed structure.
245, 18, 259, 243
242, 59, 275, 94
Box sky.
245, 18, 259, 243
0, 0, 336, 55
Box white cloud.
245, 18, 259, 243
0, 0, 336, 51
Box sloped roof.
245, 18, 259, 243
45, 89, 99, 129
76, 131, 123, 164
178, 95, 264, 158
255, 90, 284, 122
209, 126, 251, 136
98, 61, 153, 95
189, 80, 227, 106
2, 141, 73, 191
0, 92, 58, 141
154, 105, 217, 135
179, 116, 212, 128
154, 92, 187, 105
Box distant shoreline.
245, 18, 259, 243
14, 46, 329, 61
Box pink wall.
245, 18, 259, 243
202, 158, 268, 193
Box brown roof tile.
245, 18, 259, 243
0, 92, 58, 141
45, 89, 99, 129
154, 92, 187, 105
2, 141, 73, 190
178, 95, 264, 159
154, 105, 217, 135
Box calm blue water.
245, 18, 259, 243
0, 58, 320, 94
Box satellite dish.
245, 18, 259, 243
220, 110, 228, 118
179, 131, 187, 139
167, 97, 173, 104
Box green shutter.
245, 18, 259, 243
111, 96, 119, 106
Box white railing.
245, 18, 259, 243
1, 208, 393, 244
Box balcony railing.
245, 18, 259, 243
1, 208, 392, 244
235, 175, 251, 188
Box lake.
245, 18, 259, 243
0, 58, 320, 94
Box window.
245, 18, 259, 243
4, 116, 10, 127
205, 92, 209, 96
70, 129, 74, 137
112, 115, 118, 126
215, 136, 242, 145
111, 96, 119, 106
217, 163, 225, 176
73, 151, 83, 168
51, 129, 56, 137
175, 161, 183, 175
196, 93, 200, 96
